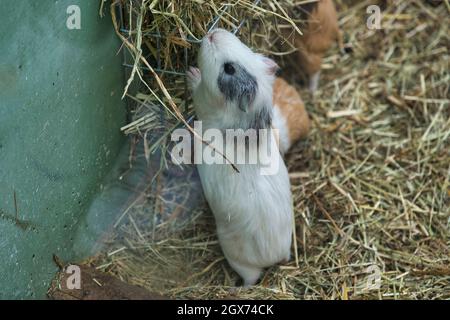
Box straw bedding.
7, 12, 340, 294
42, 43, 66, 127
91, 0, 449, 299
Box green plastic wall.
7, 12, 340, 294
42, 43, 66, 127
0, 1, 126, 299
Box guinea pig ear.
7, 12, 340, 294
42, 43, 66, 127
262, 57, 280, 76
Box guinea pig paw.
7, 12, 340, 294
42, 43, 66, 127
186, 66, 201, 91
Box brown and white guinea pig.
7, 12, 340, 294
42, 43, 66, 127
289, 0, 342, 92
273, 77, 310, 154
187, 29, 295, 286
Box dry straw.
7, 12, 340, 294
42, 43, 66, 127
93, 0, 449, 299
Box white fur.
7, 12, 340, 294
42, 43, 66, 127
272, 105, 291, 155
188, 29, 293, 285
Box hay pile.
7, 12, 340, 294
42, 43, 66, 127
93, 0, 449, 299
109, 0, 303, 135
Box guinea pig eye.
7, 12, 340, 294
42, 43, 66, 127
224, 63, 235, 75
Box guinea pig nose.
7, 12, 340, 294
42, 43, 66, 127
208, 32, 215, 42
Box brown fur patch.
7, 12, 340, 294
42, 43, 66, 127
294, 2, 319, 21
273, 77, 310, 144
293, 0, 341, 77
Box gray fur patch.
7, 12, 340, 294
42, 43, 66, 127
250, 105, 272, 131
217, 62, 258, 112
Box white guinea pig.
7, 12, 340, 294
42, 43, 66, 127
187, 29, 293, 286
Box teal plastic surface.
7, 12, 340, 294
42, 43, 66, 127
0, 0, 126, 299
